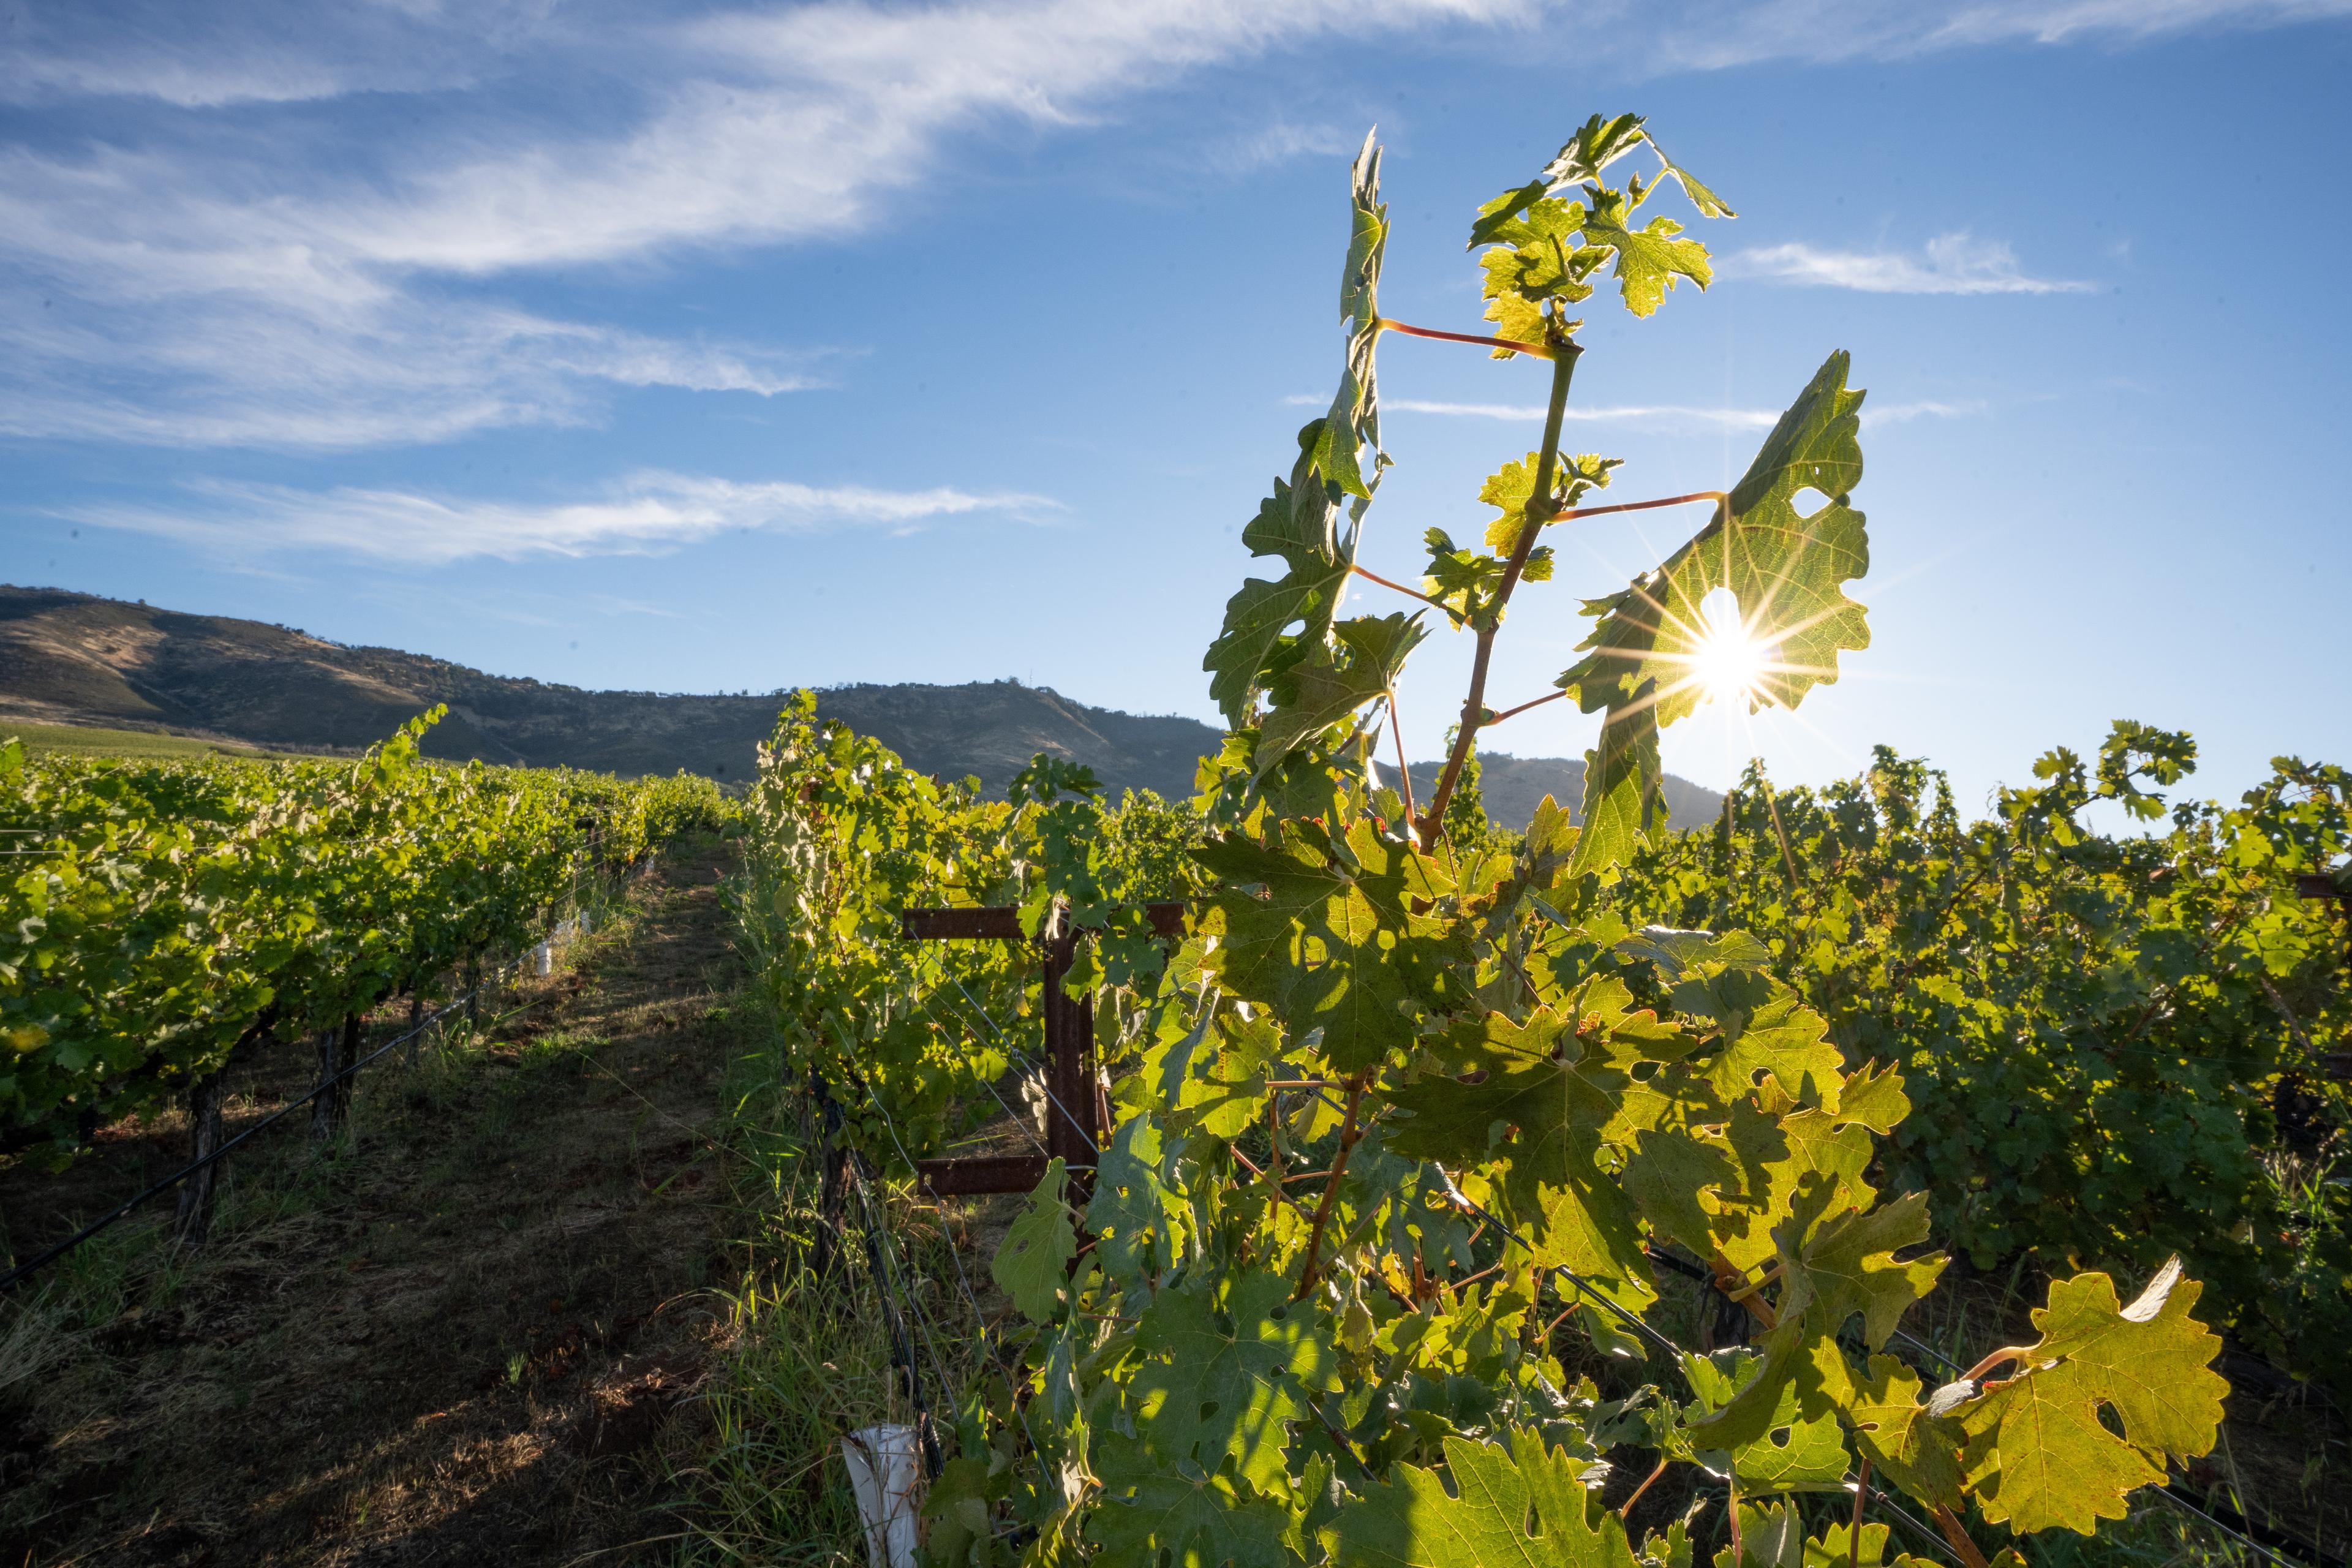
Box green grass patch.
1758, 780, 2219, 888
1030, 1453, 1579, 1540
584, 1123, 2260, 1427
1, 717, 299, 761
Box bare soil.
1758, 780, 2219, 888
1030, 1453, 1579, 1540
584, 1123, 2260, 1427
0, 839, 746, 1567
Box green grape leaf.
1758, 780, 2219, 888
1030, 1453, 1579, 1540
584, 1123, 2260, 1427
1646, 136, 1735, 219
1704, 990, 1852, 1110
1469, 179, 1554, 250
1423, 527, 1511, 626
1955, 1258, 2227, 1534
1320, 129, 1390, 499
1257, 612, 1428, 775
1713, 1503, 1808, 1568
1465, 115, 1649, 251
1343, 128, 1387, 335
1087, 1114, 1188, 1283
1197, 816, 1462, 1071
1558, 351, 1869, 729
1088, 1436, 1294, 1568
1691, 1187, 1945, 1449
1579, 187, 1711, 317
1567, 687, 1663, 878
1622, 1126, 1738, 1259
1684, 1352, 1849, 1494
1381, 1007, 1657, 1314
1204, 434, 1353, 728
1540, 112, 1652, 190
991, 1156, 1076, 1323
1834, 1351, 1967, 1510
1128, 1268, 1341, 1488
1556, 354, 1869, 881
1324, 1429, 1632, 1568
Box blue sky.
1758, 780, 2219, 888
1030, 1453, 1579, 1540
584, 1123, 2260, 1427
2, 0, 2348, 816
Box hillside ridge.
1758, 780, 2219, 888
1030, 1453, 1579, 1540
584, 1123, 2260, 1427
0, 584, 1721, 822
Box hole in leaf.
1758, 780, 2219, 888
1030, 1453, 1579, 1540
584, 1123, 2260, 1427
1629, 1060, 1660, 1082
1792, 486, 1834, 518
2096, 1401, 2127, 1441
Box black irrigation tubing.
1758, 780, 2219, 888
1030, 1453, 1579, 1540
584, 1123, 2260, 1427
844, 1161, 948, 1479
1648, 1246, 2326, 1568
0, 986, 483, 1295
820, 1087, 949, 1482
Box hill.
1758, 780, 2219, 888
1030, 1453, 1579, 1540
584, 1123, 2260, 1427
0, 585, 1722, 820
0, 585, 1221, 796
1376, 755, 1722, 833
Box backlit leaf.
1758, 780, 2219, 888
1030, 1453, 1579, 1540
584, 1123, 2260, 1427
1954, 1259, 2227, 1534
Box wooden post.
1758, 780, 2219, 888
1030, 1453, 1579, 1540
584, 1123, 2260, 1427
1039, 921, 1100, 1200
895, 903, 1183, 1200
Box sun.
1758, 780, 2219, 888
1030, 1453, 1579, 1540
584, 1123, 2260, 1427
1691, 587, 1774, 709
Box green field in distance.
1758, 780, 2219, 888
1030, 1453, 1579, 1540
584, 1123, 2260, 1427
1, 718, 299, 762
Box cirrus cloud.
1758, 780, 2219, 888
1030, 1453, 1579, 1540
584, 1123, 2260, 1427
58, 472, 1061, 565
1718, 233, 2094, 295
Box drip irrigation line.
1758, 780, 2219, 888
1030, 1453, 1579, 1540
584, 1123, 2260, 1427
866, 1089, 1032, 1403
840, 1155, 947, 1477
0, 988, 479, 1294
843, 1154, 953, 1477
803, 1066, 953, 1475
843, 1113, 968, 1398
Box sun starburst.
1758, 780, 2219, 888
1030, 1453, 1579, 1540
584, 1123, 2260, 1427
1691, 587, 1776, 709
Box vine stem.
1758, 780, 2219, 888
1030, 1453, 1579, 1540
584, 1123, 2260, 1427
1418, 342, 1581, 850
1387, 693, 1420, 832
1618, 1457, 1669, 1520
1374, 316, 1553, 359
1847, 1457, 1872, 1568
1931, 1504, 1991, 1568
1294, 1074, 1371, 1298
1556, 489, 1727, 524
1352, 563, 1447, 612
1959, 1344, 2034, 1383
1485, 689, 1566, 726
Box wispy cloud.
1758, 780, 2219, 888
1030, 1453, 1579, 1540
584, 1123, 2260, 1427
61, 472, 1060, 565
1642, 0, 2352, 70
0, 0, 1532, 450
1297, 393, 1981, 430
0, 0, 2319, 450
1382, 397, 1781, 430
1719, 233, 2094, 295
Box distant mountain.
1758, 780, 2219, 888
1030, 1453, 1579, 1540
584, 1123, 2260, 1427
0, 585, 1218, 797
0, 586, 1725, 823
1376, 754, 1723, 833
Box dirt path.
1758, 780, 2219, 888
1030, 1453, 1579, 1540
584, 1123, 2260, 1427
0, 839, 748, 1567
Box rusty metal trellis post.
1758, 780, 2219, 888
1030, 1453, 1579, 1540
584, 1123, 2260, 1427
898, 902, 1184, 1199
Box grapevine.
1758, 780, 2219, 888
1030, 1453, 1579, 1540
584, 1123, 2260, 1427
0, 708, 733, 1162
744, 116, 2238, 1566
